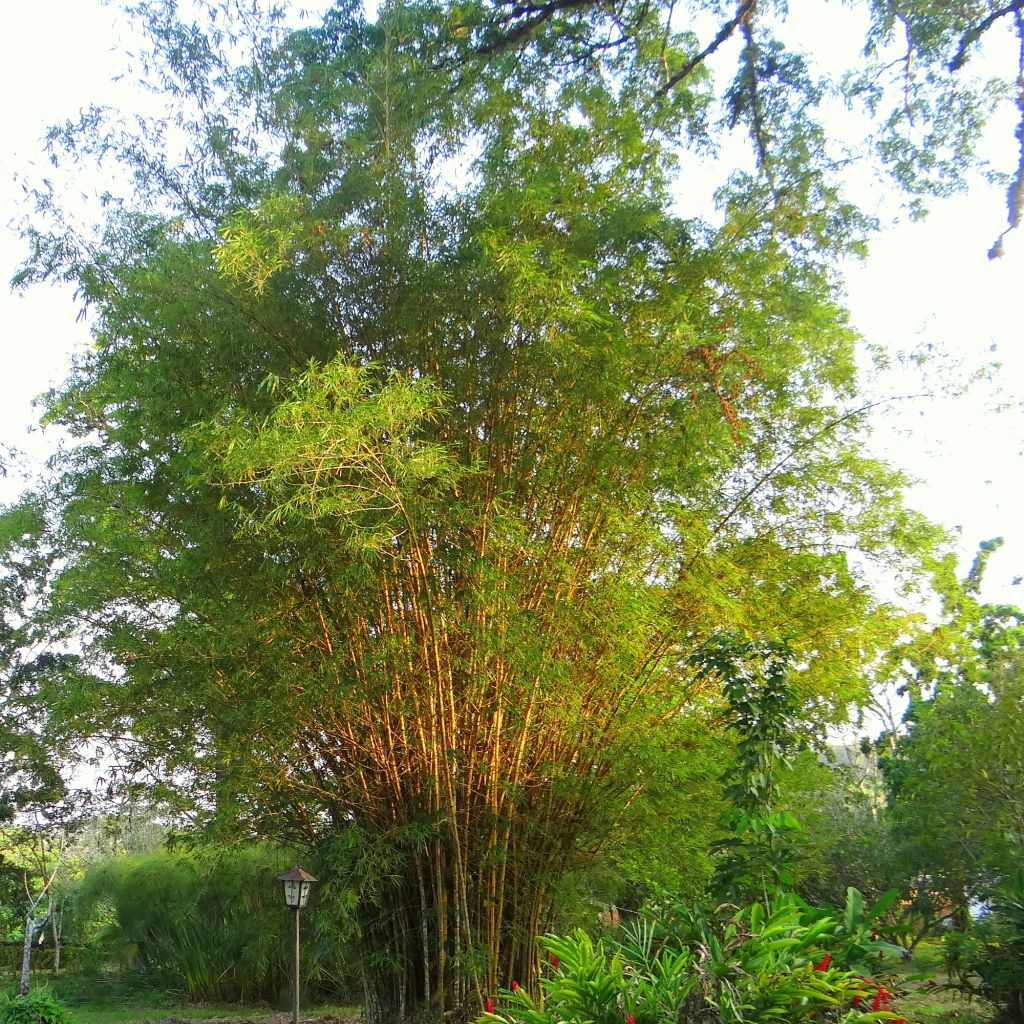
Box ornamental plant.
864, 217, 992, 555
802, 886, 905, 976
0, 991, 74, 1024
480, 893, 904, 1024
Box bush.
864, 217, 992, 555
70, 843, 359, 1004
0, 991, 74, 1024
481, 893, 905, 1024
947, 872, 1024, 1023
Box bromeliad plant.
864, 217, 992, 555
480, 893, 904, 1024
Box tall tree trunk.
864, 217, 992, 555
19, 908, 46, 996
50, 896, 63, 976
952, 880, 971, 932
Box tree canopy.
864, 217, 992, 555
881, 541, 1024, 923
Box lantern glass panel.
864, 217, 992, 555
283, 879, 303, 908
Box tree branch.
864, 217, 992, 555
655, 0, 756, 98
989, 9, 1024, 257
474, 0, 595, 55
949, 0, 1023, 71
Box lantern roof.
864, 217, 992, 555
277, 865, 317, 883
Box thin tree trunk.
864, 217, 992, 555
50, 896, 63, 977
19, 908, 46, 996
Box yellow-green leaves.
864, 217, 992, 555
195, 357, 460, 552
213, 193, 306, 293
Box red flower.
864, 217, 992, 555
871, 985, 892, 1012
511, 980, 519, 992
851, 996, 862, 1007
627, 1015, 635, 1024
485, 999, 494, 1014
812, 953, 831, 971
550, 954, 560, 968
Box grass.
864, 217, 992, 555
892, 942, 995, 1024
71, 1005, 360, 1024
5, 974, 358, 1024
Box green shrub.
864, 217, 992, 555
947, 872, 1024, 1023
482, 893, 904, 1024
0, 990, 75, 1024
70, 843, 359, 1004
801, 886, 905, 976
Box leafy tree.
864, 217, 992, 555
881, 540, 1024, 934
692, 635, 809, 900
0, 500, 77, 821
0, 815, 74, 995
8, 0, 1012, 1018
947, 871, 1024, 1024
787, 750, 898, 915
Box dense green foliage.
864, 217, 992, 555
0, 503, 80, 819
4, 0, 1024, 1018
69, 846, 356, 1003
948, 874, 1024, 1024
695, 635, 808, 899
880, 542, 1024, 931
482, 892, 901, 1024
0, 991, 74, 1024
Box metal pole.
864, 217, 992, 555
293, 908, 301, 1024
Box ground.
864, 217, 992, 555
896, 943, 995, 1024
71, 1008, 361, 1024
7, 947, 996, 1024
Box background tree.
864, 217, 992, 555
786, 748, 897, 914
880, 540, 1024, 934
0, 812, 74, 996
0, 498, 79, 822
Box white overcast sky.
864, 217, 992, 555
1, 0, 1022, 611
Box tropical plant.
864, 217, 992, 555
800, 887, 904, 976
0, 990, 74, 1024
482, 894, 899, 1024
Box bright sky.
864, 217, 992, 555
1, 0, 1022, 612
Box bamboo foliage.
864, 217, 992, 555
7, 0, 951, 1019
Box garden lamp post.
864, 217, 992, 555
277, 866, 317, 1024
